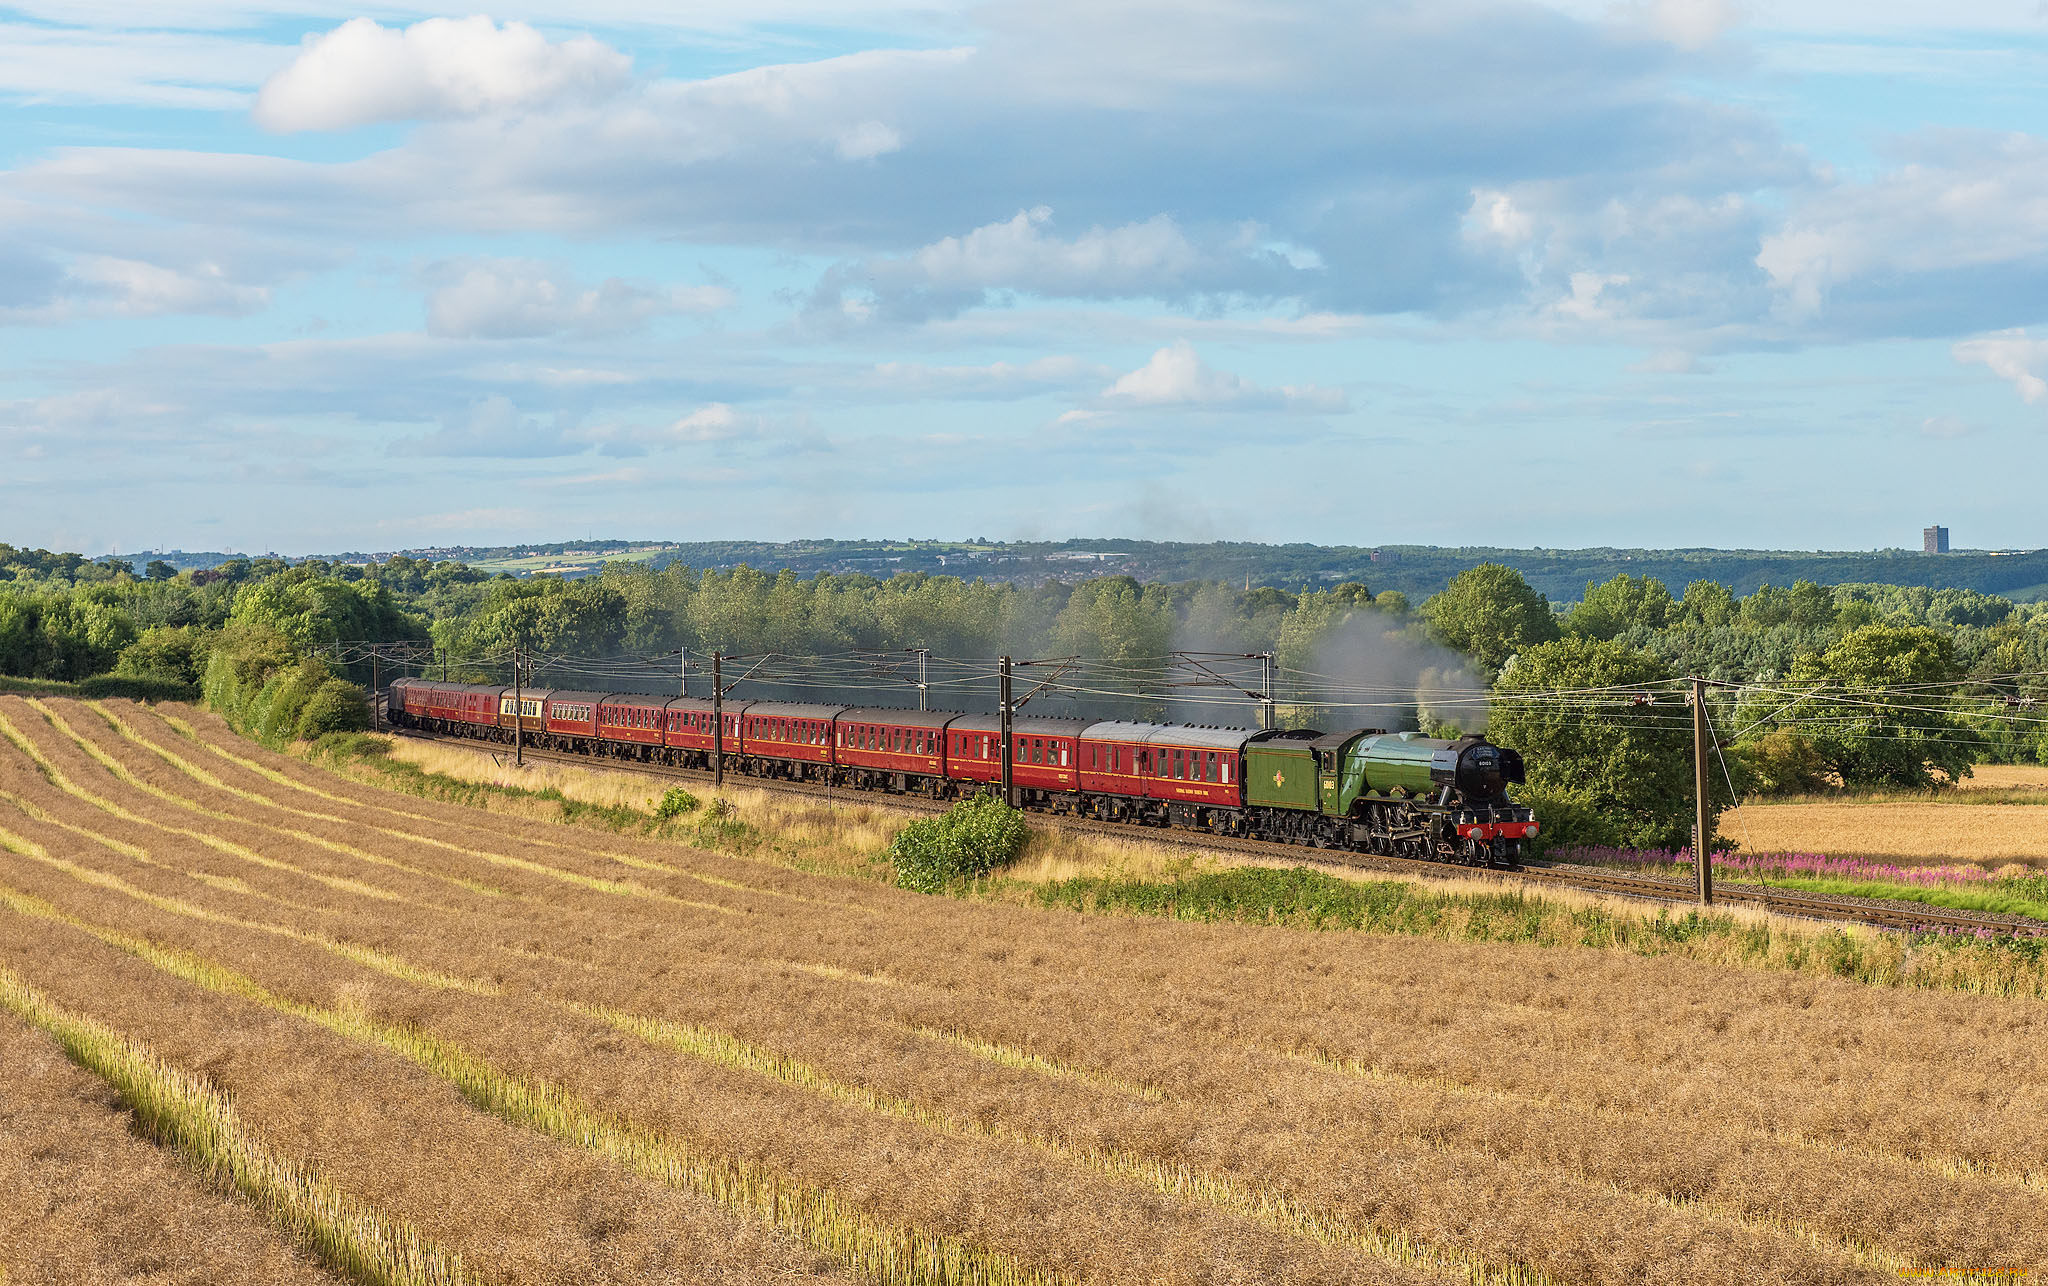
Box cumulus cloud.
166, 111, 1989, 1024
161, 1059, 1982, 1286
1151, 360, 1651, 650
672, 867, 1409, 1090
1097, 340, 1348, 412
254, 17, 631, 132
1954, 330, 2048, 405
423, 258, 733, 339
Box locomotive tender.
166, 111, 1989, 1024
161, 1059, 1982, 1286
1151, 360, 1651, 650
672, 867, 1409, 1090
387, 679, 1537, 867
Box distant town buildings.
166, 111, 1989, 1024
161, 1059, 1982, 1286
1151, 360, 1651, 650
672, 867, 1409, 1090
1924, 525, 1950, 554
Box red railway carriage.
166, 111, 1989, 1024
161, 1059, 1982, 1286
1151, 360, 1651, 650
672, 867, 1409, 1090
1078, 722, 1251, 812
740, 702, 844, 771
837, 707, 957, 786
393, 680, 504, 730
542, 690, 604, 742
660, 697, 748, 756
947, 714, 1090, 800
595, 692, 669, 750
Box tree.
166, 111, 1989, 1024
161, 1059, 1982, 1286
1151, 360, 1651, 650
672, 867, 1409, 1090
1564, 573, 1676, 640
1492, 637, 1715, 851
1770, 625, 1974, 789
145, 559, 177, 581
1421, 563, 1559, 675
1678, 580, 1735, 629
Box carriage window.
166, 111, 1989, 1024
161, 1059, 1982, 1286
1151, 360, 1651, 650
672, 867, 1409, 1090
1223, 760, 1233, 783
1206, 751, 1218, 782
1154, 750, 1167, 777
1059, 745, 1069, 767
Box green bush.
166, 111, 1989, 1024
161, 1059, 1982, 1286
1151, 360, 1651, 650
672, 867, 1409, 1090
76, 674, 200, 702
296, 677, 370, 739
888, 792, 1031, 894
202, 624, 366, 745
655, 786, 701, 818
114, 625, 212, 687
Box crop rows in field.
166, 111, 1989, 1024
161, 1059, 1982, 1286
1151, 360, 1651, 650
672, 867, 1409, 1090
0, 694, 2044, 1286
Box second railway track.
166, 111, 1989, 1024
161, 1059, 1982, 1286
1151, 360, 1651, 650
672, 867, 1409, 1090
390, 728, 2048, 939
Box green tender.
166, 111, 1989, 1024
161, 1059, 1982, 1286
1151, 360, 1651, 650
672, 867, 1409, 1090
1243, 741, 1319, 811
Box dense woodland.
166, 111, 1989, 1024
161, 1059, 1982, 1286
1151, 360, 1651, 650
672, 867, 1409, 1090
5, 540, 2044, 851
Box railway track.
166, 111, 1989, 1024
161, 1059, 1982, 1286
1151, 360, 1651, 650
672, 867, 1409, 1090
389, 729, 2047, 938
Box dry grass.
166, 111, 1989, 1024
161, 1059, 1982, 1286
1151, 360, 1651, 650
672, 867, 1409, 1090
1726, 799, 2048, 863
5, 697, 2048, 1286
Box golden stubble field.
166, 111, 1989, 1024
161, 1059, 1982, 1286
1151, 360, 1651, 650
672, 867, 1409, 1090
1, 695, 2045, 1286
1729, 764, 2048, 864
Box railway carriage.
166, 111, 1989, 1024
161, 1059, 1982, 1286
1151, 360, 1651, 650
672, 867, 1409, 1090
736, 702, 844, 781
1076, 722, 1251, 826
660, 697, 749, 769
594, 692, 670, 759
497, 687, 551, 744
948, 714, 1089, 804
540, 690, 604, 751
836, 707, 957, 793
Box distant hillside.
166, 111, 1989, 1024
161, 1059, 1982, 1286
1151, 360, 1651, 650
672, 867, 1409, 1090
367, 539, 2048, 603
96, 538, 2048, 603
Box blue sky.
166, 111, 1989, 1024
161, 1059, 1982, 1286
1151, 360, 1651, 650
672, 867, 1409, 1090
3, 0, 2045, 555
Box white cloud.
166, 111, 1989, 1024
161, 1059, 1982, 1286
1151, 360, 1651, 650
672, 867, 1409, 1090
394, 394, 579, 457
835, 120, 904, 160
424, 259, 731, 339
1549, 271, 1631, 322
1954, 330, 2048, 404
1758, 133, 2048, 321
68, 254, 270, 317
1098, 340, 1347, 412
254, 17, 631, 132
1464, 189, 1535, 249
1607, 0, 1745, 49
869, 355, 1108, 398
666, 404, 743, 442
0, 24, 280, 108
907, 207, 1200, 294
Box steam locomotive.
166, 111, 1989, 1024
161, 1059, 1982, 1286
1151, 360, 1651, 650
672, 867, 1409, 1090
387, 680, 1537, 867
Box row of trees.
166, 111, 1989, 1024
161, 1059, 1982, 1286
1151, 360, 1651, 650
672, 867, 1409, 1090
4, 549, 2041, 850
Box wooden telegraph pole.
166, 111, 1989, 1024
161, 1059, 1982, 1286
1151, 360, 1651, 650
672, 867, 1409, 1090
1262, 653, 1276, 731
712, 651, 725, 789
513, 640, 525, 767
1693, 675, 1713, 906
999, 655, 1015, 808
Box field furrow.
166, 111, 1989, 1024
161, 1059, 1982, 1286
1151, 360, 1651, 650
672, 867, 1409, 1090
20, 697, 2046, 1286
0, 879, 1447, 1286
0, 900, 880, 1286
0, 813, 1981, 1286
0, 1008, 344, 1286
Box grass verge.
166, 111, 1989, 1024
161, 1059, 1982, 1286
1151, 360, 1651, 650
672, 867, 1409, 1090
1024, 864, 2048, 1000
0, 968, 474, 1286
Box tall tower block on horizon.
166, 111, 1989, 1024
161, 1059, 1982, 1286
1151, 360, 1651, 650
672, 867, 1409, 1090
1924, 526, 1950, 554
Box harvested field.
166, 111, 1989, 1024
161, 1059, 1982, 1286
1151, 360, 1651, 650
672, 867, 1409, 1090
1726, 798, 2048, 863
4, 697, 2047, 1286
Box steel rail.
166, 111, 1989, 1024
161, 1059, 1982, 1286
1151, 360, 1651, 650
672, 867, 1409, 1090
388, 729, 2044, 938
